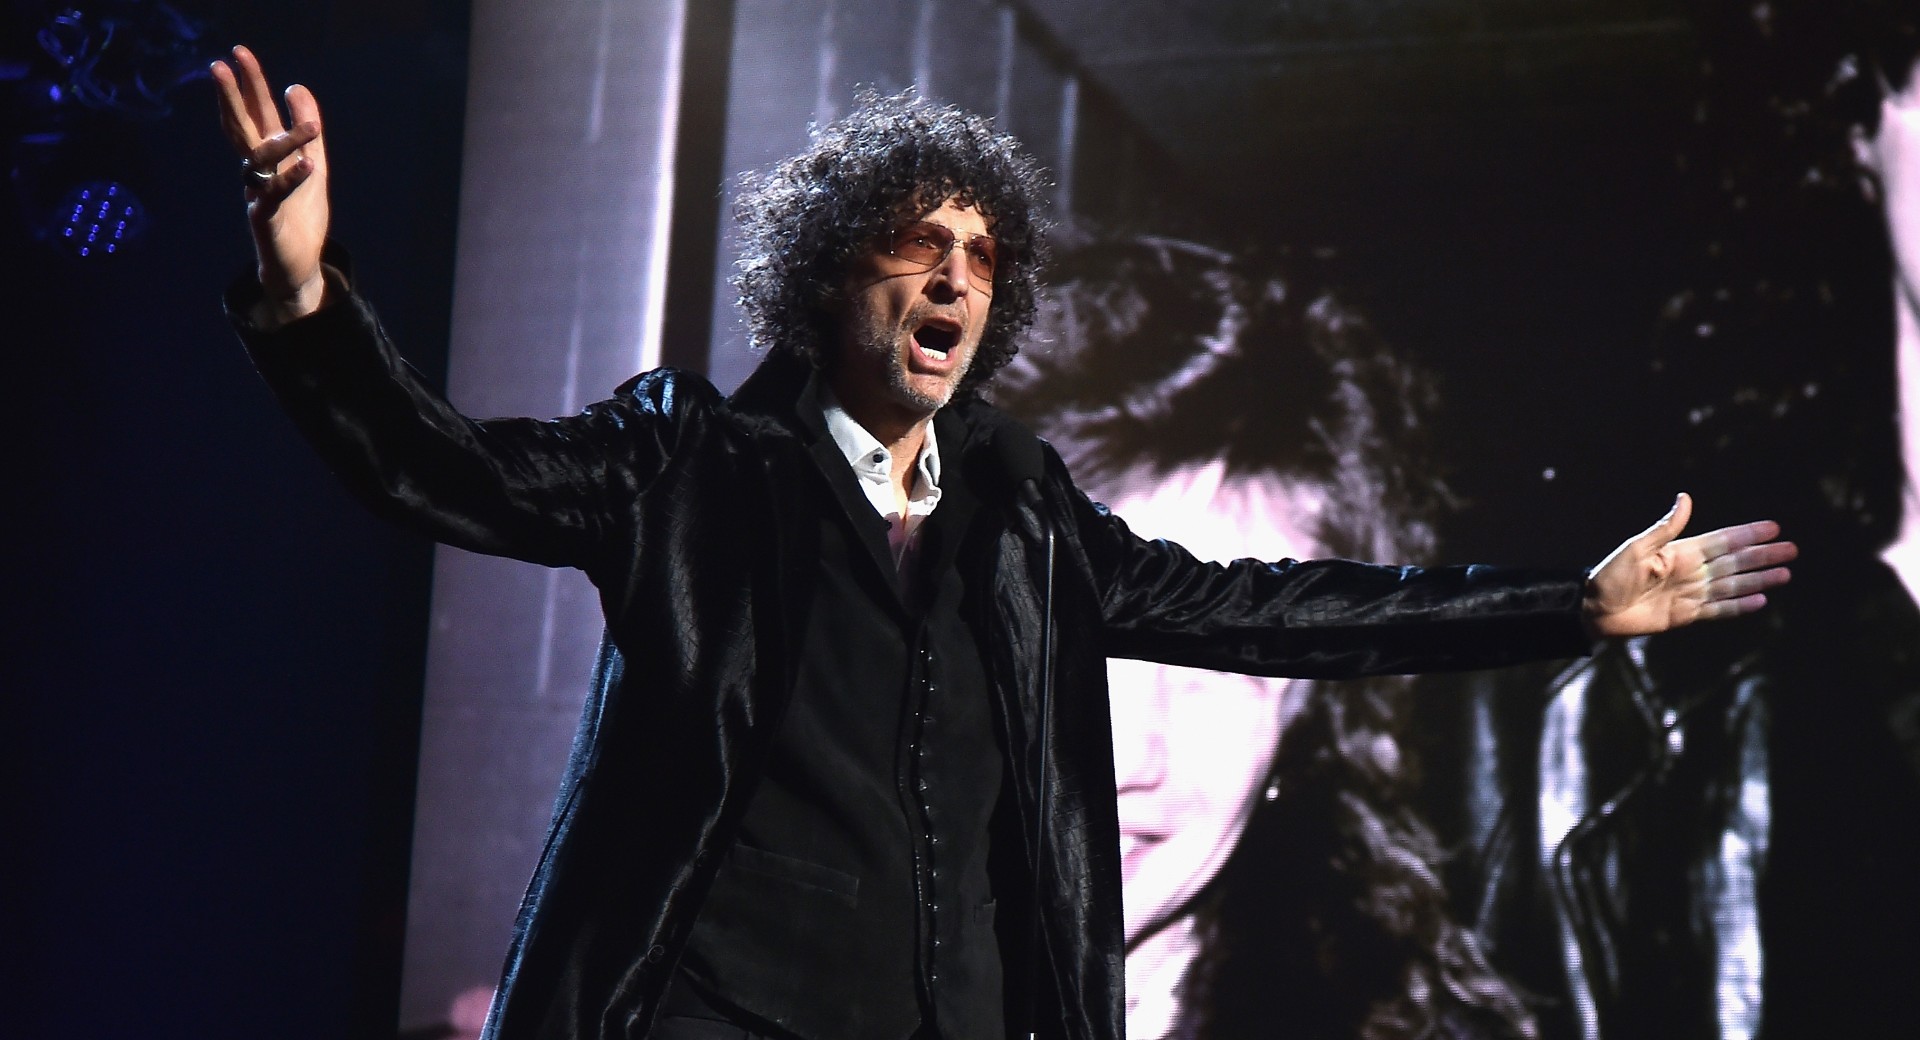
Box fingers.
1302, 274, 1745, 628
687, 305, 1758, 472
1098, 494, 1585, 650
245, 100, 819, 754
1708, 566, 1792, 602
210, 60, 253, 151
283, 83, 328, 176
1699, 592, 1770, 622
213, 46, 314, 167
1683, 520, 1793, 580
245, 112, 321, 203
212, 46, 326, 204
1702, 538, 1797, 579
249, 121, 321, 173
232, 45, 286, 140
1698, 519, 1785, 555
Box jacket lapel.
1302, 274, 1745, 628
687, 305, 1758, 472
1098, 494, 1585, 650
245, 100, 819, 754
805, 434, 908, 609
918, 405, 980, 583
729, 351, 907, 611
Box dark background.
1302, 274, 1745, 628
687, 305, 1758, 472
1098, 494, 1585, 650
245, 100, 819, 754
9, 1, 466, 1036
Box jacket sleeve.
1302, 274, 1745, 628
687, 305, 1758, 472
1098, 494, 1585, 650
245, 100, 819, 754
1064, 476, 1594, 679
226, 266, 697, 571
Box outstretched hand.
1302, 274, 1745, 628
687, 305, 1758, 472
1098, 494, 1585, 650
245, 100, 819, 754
210, 45, 330, 325
1583, 493, 1798, 639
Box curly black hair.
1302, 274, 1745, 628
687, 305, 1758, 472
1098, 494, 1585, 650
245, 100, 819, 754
732, 90, 1053, 393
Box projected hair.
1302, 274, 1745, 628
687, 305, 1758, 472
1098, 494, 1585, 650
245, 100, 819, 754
998, 235, 1534, 1040
732, 90, 1052, 392
1654, 0, 1920, 549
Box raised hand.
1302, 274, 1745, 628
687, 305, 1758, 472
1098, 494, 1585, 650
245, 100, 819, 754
1582, 493, 1798, 639
210, 45, 330, 325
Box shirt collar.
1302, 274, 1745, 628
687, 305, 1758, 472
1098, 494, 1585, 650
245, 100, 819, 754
813, 383, 944, 511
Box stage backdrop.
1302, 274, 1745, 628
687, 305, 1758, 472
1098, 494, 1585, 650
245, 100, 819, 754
405, 2, 1919, 1037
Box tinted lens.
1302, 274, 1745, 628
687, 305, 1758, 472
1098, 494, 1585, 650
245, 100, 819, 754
964, 236, 998, 281
889, 221, 999, 289
890, 222, 954, 267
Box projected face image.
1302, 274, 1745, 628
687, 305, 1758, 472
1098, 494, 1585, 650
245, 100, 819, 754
1869, 65, 1920, 555
1099, 461, 1323, 946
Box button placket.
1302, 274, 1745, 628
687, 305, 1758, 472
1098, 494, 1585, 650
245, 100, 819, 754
913, 636, 946, 994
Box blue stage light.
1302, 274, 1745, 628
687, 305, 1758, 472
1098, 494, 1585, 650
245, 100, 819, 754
54, 180, 146, 259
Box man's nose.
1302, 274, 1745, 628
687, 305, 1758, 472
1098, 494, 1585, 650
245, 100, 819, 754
928, 246, 975, 298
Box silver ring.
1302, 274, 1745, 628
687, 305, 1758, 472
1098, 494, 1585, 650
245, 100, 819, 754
243, 158, 275, 189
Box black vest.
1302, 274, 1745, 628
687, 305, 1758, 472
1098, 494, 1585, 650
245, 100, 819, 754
678, 415, 1006, 1040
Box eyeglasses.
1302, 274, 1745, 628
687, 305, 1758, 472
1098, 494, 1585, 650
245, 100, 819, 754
883, 220, 1000, 292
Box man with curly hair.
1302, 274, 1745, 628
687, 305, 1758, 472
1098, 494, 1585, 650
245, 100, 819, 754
212, 46, 1794, 1040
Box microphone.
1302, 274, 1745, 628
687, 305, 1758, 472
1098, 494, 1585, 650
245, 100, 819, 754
993, 426, 1047, 510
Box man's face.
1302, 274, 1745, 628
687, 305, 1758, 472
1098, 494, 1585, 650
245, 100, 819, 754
828, 198, 994, 427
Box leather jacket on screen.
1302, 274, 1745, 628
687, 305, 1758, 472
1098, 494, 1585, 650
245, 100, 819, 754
1431, 555, 1920, 1040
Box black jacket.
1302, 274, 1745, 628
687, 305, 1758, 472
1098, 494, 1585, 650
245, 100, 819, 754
234, 279, 1593, 1040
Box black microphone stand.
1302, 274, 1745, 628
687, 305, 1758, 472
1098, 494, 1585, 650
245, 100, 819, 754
993, 429, 1059, 1040
1021, 485, 1056, 1040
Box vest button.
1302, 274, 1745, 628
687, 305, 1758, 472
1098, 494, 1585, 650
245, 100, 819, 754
646, 944, 667, 963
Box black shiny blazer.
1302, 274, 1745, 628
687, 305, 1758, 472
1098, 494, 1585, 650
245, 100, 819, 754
232, 276, 1593, 1040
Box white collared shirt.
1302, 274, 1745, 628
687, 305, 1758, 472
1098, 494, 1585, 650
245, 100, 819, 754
816, 386, 944, 569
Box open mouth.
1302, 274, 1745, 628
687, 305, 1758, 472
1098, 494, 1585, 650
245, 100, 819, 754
911, 319, 962, 363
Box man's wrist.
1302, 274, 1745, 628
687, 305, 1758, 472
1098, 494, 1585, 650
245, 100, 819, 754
1579, 571, 1606, 640
249, 272, 331, 329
